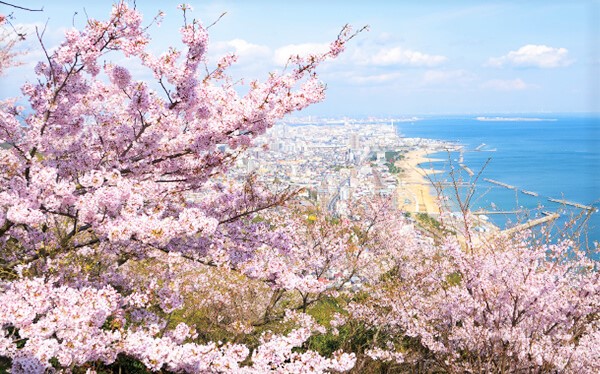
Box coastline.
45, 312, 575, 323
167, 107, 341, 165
396, 148, 501, 243
397, 148, 504, 239
395, 149, 443, 214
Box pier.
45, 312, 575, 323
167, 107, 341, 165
501, 213, 560, 236
473, 143, 496, 152
460, 164, 474, 176
484, 178, 516, 190
521, 190, 539, 197
547, 198, 595, 211
437, 182, 471, 187
473, 210, 522, 215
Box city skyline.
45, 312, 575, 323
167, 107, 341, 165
1, 0, 599, 116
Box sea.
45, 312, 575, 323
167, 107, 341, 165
395, 114, 600, 250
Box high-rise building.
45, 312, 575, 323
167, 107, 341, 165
349, 133, 359, 150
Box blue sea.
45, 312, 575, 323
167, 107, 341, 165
395, 114, 600, 249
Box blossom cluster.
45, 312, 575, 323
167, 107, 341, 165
348, 232, 600, 372
0, 1, 363, 372
1, 1, 598, 373
0, 278, 359, 373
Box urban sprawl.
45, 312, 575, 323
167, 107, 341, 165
229, 119, 453, 216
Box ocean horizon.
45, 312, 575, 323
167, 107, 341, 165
396, 114, 600, 249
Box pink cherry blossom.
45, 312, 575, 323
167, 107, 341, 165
1, 1, 597, 373
110, 65, 132, 89
0, 1, 365, 372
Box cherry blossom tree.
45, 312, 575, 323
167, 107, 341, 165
348, 227, 600, 373
0, 2, 361, 372
1, 1, 598, 373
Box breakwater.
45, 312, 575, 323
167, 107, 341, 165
548, 198, 595, 211
460, 164, 474, 176
502, 213, 561, 236
484, 178, 515, 190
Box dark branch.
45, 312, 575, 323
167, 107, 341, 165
218, 190, 296, 225
206, 11, 226, 29
0, 1, 43, 12
0, 219, 13, 236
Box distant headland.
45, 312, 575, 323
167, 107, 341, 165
475, 116, 558, 122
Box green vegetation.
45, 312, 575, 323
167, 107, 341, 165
415, 212, 442, 231
384, 151, 401, 161
415, 213, 456, 240
386, 163, 402, 174
384, 150, 405, 174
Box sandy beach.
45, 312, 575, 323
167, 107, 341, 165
395, 150, 502, 240
395, 150, 443, 214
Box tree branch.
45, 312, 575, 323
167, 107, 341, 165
0, 219, 13, 236
0, 1, 43, 12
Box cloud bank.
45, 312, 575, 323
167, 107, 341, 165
273, 43, 330, 66
211, 39, 271, 60
358, 46, 447, 67
482, 78, 534, 91
487, 44, 572, 68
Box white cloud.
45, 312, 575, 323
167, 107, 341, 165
422, 69, 474, 85
0, 23, 63, 86
482, 78, 535, 91
206, 39, 273, 78
273, 42, 330, 66
361, 46, 447, 67
347, 72, 406, 85
487, 44, 572, 68
10, 23, 74, 52
211, 39, 270, 60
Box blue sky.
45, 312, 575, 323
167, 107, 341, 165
2, 0, 599, 116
